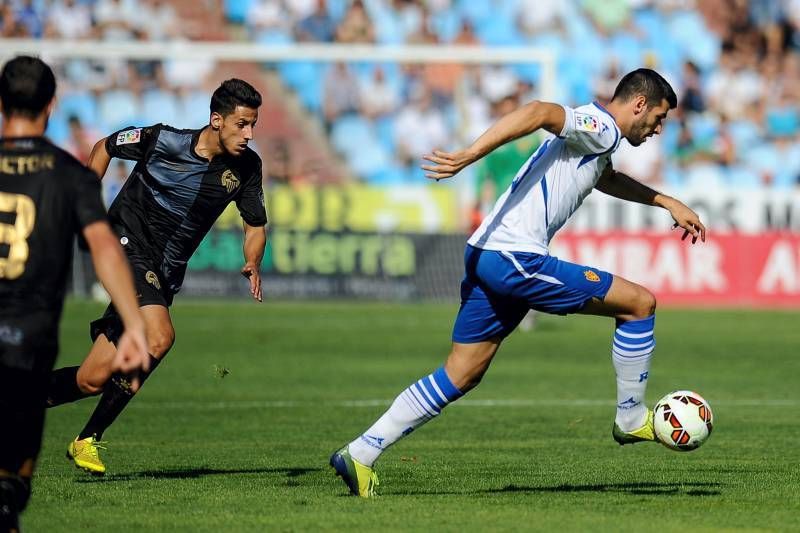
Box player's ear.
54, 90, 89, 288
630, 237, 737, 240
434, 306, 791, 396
210, 111, 224, 130
633, 95, 648, 115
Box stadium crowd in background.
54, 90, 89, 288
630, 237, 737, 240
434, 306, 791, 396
3, 0, 800, 198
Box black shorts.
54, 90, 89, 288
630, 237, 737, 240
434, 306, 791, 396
0, 365, 51, 470
90, 251, 175, 344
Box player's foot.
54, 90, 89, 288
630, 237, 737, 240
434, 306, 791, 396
66, 435, 107, 475
612, 409, 657, 445
330, 445, 379, 498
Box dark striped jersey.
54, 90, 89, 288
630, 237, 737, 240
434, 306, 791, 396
0, 136, 106, 321
105, 124, 267, 294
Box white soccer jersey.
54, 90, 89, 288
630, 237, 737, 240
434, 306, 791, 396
468, 102, 622, 254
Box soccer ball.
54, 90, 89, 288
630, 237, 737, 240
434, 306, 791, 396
653, 390, 713, 452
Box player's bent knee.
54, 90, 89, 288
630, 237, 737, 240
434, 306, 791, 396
148, 329, 175, 359
75, 369, 106, 395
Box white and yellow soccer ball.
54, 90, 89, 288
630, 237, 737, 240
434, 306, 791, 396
653, 390, 714, 452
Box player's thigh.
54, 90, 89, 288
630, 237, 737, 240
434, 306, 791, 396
452, 247, 530, 344
504, 252, 614, 316
579, 275, 656, 321
141, 305, 174, 358
444, 338, 503, 392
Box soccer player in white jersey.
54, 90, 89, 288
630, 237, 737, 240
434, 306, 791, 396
330, 69, 706, 497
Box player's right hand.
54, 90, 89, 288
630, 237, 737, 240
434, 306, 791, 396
113, 326, 149, 392
421, 149, 475, 180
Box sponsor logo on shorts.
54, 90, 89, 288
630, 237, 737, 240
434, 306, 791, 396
116, 128, 141, 145
584, 270, 600, 282
0, 324, 23, 346
221, 169, 240, 193
145, 270, 161, 290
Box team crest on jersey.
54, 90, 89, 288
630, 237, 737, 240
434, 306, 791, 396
584, 270, 601, 282
145, 270, 161, 290
221, 169, 240, 193
575, 113, 600, 133
116, 128, 141, 145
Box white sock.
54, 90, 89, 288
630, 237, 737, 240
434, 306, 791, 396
348, 367, 463, 467
612, 315, 655, 432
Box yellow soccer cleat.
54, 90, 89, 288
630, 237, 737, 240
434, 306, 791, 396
330, 446, 379, 498
612, 409, 658, 445
66, 436, 107, 475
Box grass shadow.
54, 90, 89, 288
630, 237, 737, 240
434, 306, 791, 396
484, 481, 722, 497
75, 466, 321, 483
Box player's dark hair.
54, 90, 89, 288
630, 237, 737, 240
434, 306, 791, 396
0, 56, 56, 118
210, 79, 262, 117
611, 68, 677, 110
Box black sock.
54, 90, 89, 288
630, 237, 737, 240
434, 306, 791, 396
46, 366, 90, 407
78, 355, 161, 440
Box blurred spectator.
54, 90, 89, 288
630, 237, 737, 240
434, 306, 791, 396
582, 0, 631, 35
46, 0, 93, 40
137, 0, 179, 41
336, 0, 375, 43
517, 0, 569, 36
393, 86, 447, 170
679, 61, 705, 114
94, 0, 139, 41
359, 66, 399, 119
614, 136, 665, 185
323, 62, 360, 128
13, 0, 44, 38
295, 0, 336, 42
248, 0, 290, 37
64, 115, 100, 165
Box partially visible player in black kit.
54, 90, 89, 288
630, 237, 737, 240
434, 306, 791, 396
45, 78, 269, 475
0, 56, 149, 532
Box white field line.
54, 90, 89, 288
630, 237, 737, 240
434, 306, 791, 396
128, 398, 800, 410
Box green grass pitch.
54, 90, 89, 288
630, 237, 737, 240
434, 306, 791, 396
25, 300, 800, 532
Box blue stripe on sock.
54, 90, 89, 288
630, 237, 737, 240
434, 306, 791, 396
433, 367, 463, 402
422, 376, 447, 407
613, 339, 654, 351
403, 389, 434, 419
413, 382, 441, 413
616, 314, 656, 334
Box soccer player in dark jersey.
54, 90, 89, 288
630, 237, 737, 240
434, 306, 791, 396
0, 56, 149, 531
45, 78, 268, 475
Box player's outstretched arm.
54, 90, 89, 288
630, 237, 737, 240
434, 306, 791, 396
241, 222, 266, 302
595, 165, 706, 244
87, 137, 112, 179
82, 221, 149, 387
422, 101, 566, 180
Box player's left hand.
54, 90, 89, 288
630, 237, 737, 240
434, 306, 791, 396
421, 149, 475, 180
668, 201, 706, 244
241, 263, 262, 302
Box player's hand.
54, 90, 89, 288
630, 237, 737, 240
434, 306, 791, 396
421, 149, 475, 181
112, 326, 149, 392
241, 263, 262, 302
667, 201, 706, 244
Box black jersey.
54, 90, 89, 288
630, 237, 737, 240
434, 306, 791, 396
105, 124, 267, 294
0, 137, 106, 364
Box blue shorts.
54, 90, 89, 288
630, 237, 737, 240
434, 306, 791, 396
452, 245, 614, 343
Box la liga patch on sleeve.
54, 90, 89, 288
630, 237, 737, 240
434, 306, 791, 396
116, 128, 142, 145
574, 113, 600, 133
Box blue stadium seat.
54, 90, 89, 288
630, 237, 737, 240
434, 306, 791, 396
224, 0, 255, 24
98, 89, 142, 132
57, 91, 98, 127
45, 108, 70, 145
667, 10, 720, 71
142, 89, 180, 128
330, 115, 374, 156
181, 91, 210, 127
